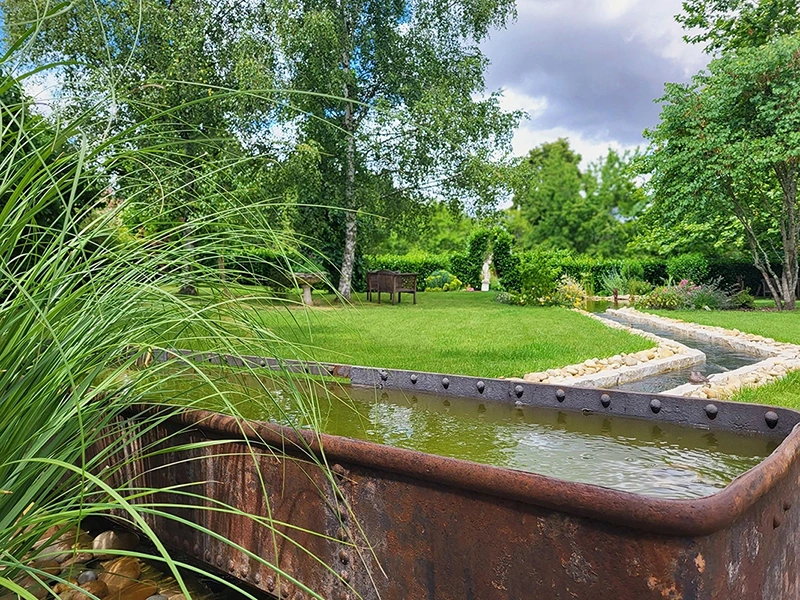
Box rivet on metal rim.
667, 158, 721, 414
477, 381, 485, 393
704, 404, 718, 419
339, 549, 350, 564
442, 377, 450, 389
254, 573, 262, 584
410, 374, 418, 384
380, 370, 389, 381
556, 389, 566, 402
600, 394, 611, 408
765, 411, 779, 429
266, 576, 275, 591
259, 359, 266, 367
514, 400, 523, 408
514, 385, 524, 398
650, 398, 662, 414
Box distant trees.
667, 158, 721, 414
272, 0, 518, 297
505, 139, 644, 257
3, 0, 518, 298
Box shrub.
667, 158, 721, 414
635, 286, 686, 310
365, 252, 451, 283
732, 289, 756, 309
667, 253, 709, 284
494, 291, 514, 304
518, 250, 561, 297
425, 269, 462, 291
685, 283, 730, 310
599, 269, 628, 296
627, 278, 653, 297
553, 275, 587, 308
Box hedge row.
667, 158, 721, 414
366, 252, 772, 295
212, 247, 772, 296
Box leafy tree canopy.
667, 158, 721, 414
644, 33, 800, 309
678, 0, 800, 53
506, 140, 645, 257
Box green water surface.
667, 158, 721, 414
154, 372, 780, 500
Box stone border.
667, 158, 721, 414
607, 308, 800, 399
516, 310, 705, 388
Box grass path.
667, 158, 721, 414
241, 292, 653, 378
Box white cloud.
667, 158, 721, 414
509, 119, 639, 167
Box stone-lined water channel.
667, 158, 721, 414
596, 312, 763, 394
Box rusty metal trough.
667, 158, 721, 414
101, 356, 800, 600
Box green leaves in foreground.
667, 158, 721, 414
0, 63, 352, 600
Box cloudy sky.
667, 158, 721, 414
481, 0, 709, 166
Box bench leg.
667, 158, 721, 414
378, 291, 381, 304
413, 291, 417, 304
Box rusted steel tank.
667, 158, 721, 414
102, 361, 800, 600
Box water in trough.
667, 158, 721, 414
159, 371, 779, 500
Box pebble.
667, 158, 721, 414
146, 595, 169, 600
99, 557, 142, 591
116, 580, 158, 600
93, 531, 139, 559
78, 571, 98, 585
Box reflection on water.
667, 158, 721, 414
153, 372, 780, 500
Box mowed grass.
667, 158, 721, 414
243, 291, 653, 378
649, 308, 800, 409
650, 309, 800, 345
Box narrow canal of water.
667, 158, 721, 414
157, 370, 780, 500
595, 312, 763, 393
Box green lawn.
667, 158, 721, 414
650, 309, 800, 345
239, 291, 653, 378
649, 308, 800, 409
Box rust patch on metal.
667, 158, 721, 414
90, 400, 800, 600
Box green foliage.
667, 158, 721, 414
365, 252, 452, 284
677, 0, 800, 53
507, 140, 644, 256
221, 247, 327, 289
636, 280, 732, 310
731, 289, 756, 309
599, 269, 629, 296
494, 291, 514, 304
644, 33, 800, 309
0, 45, 342, 598
424, 270, 463, 291
554, 275, 588, 308
667, 253, 710, 284
517, 250, 561, 298
636, 287, 688, 310
368, 203, 476, 255
465, 228, 493, 287
271, 0, 519, 295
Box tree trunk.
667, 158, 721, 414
338, 209, 357, 299
337, 11, 357, 300
776, 161, 799, 310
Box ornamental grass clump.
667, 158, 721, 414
0, 47, 348, 600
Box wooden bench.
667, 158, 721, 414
366, 270, 417, 304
